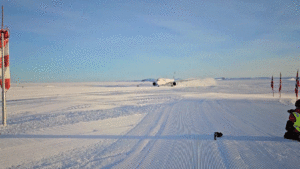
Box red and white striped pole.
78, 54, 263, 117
0, 29, 9, 90
1, 6, 10, 126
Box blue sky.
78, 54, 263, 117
2, 0, 300, 82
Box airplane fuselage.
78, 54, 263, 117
153, 78, 176, 87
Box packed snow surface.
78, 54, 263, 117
1, 78, 300, 168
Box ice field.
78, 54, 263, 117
1, 78, 300, 168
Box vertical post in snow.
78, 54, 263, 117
296, 70, 299, 100
279, 72, 282, 99
271, 76, 274, 97
1, 5, 6, 126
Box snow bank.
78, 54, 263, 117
177, 78, 217, 87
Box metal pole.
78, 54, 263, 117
1, 6, 6, 126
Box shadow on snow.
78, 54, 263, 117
0, 134, 292, 142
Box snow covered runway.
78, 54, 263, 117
1, 79, 300, 168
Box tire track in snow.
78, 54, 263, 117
200, 99, 264, 168
158, 99, 205, 168
199, 100, 237, 169
149, 100, 197, 168
108, 102, 175, 169
133, 99, 226, 169
58, 102, 174, 168
134, 100, 195, 169
102, 100, 201, 168
128, 99, 225, 168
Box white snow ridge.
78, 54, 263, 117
1, 78, 300, 169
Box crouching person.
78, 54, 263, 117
284, 100, 300, 141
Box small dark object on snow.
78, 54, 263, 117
214, 132, 223, 140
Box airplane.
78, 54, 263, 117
152, 78, 177, 87
151, 77, 198, 87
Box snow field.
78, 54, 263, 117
0, 114, 145, 168
1, 78, 300, 168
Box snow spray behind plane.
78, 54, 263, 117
176, 78, 217, 87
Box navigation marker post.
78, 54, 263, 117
1, 5, 5, 126
1, 5, 9, 126
271, 76, 274, 97
279, 72, 282, 99
296, 70, 299, 100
